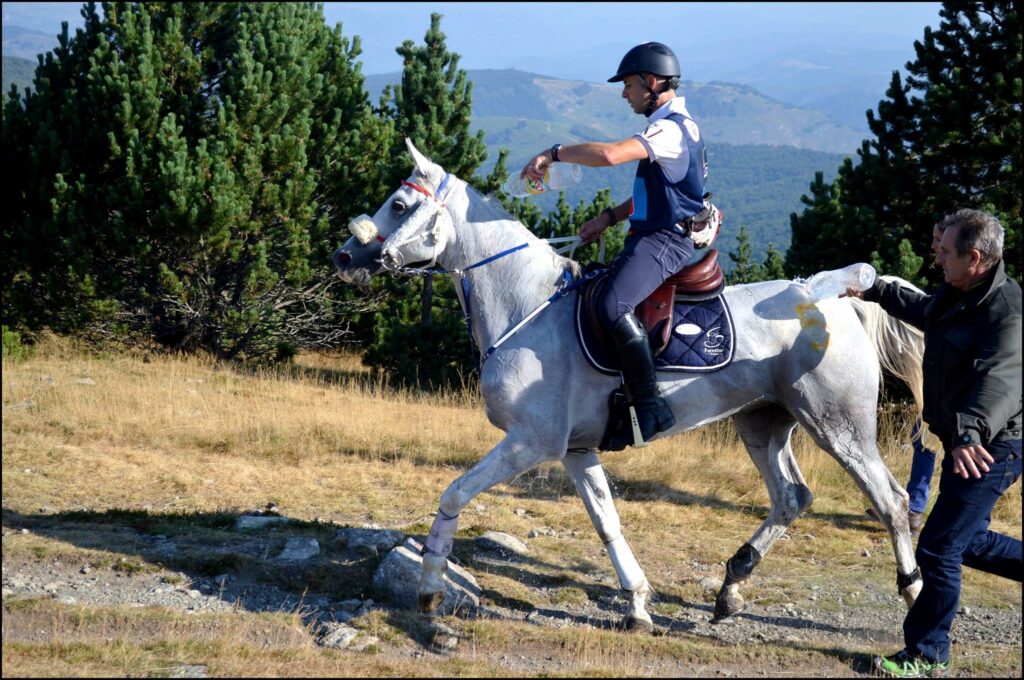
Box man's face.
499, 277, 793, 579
936, 225, 976, 289
621, 74, 651, 114
930, 225, 944, 264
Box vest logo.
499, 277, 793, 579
683, 118, 700, 142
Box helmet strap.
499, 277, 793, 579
639, 72, 661, 117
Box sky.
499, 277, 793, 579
5, 2, 944, 77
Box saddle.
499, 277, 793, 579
583, 249, 725, 356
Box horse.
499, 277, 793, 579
334, 139, 925, 628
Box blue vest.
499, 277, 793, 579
629, 111, 707, 234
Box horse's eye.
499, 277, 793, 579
391, 200, 407, 214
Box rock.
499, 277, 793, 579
372, 538, 480, 614
348, 635, 379, 652
43, 582, 59, 593
235, 515, 292, 530
338, 598, 362, 612
317, 623, 361, 649
80, 565, 91, 575
528, 526, 557, 538
168, 664, 208, 678
862, 548, 871, 558
959, 605, 972, 617
56, 595, 77, 605
474, 504, 486, 513
513, 507, 527, 516
278, 538, 319, 562
74, 378, 96, 385
698, 576, 723, 592
187, 589, 202, 599
336, 527, 405, 554
476, 531, 529, 556
2, 587, 14, 598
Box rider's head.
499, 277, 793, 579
608, 42, 681, 117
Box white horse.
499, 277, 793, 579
334, 139, 925, 628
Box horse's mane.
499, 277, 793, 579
461, 181, 582, 278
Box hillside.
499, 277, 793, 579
2, 55, 36, 97
370, 69, 851, 262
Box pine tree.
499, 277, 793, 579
2, 2, 390, 360
728, 225, 764, 283
788, 1, 1020, 282
363, 13, 491, 390
761, 243, 787, 281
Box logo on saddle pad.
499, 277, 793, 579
674, 323, 726, 355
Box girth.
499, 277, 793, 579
584, 249, 725, 355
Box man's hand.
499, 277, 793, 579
579, 212, 613, 243
840, 286, 866, 299
951, 443, 994, 479
521, 151, 551, 183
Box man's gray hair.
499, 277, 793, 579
938, 208, 1004, 266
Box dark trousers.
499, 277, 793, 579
904, 438, 1022, 663
597, 226, 694, 327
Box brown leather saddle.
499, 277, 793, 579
583, 248, 725, 356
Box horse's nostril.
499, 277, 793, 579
334, 250, 352, 267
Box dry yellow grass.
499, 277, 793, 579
2, 335, 1021, 677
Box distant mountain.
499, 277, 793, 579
2, 24, 61, 61
367, 69, 866, 155
368, 69, 851, 263
2, 54, 36, 96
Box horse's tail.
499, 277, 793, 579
846, 276, 939, 449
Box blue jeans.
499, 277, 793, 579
907, 420, 937, 514
598, 227, 694, 326
903, 438, 1022, 663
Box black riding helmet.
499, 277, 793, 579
608, 42, 680, 83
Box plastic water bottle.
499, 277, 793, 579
803, 263, 876, 300
501, 163, 582, 198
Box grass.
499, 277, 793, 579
2, 334, 1021, 677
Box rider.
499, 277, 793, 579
521, 41, 707, 448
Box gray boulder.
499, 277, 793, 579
373, 538, 480, 614
476, 530, 529, 556
336, 527, 406, 555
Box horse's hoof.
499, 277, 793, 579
712, 592, 744, 623
418, 591, 445, 613
620, 614, 654, 633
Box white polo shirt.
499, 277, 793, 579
633, 96, 698, 184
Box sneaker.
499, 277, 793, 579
864, 508, 926, 536
872, 650, 949, 678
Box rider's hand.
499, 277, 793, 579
579, 213, 612, 244
951, 444, 994, 479
522, 151, 551, 182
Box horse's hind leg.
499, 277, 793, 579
713, 405, 814, 622
795, 408, 922, 609
562, 448, 653, 632
419, 425, 567, 613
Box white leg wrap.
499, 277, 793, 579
607, 535, 645, 591
423, 509, 458, 557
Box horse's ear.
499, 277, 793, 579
405, 137, 442, 182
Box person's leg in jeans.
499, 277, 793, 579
906, 420, 937, 514
903, 442, 1022, 664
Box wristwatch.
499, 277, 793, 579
550, 143, 563, 162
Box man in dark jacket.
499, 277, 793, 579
846, 208, 1022, 678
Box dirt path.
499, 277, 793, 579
3, 512, 1021, 677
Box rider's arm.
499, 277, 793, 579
523, 138, 647, 181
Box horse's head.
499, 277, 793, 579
378, 141, 459, 272
333, 138, 456, 283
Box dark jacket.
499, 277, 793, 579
864, 259, 1022, 451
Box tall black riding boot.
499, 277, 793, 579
608, 312, 676, 447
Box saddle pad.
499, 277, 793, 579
575, 292, 735, 375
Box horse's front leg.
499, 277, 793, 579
419, 424, 567, 613
561, 448, 653, 632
